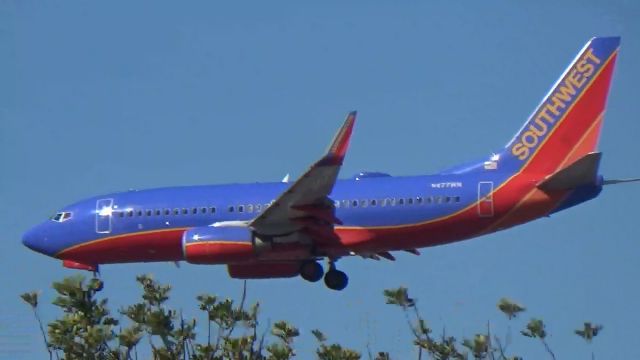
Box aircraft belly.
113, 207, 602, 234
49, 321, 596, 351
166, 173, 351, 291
57, 228, 185, 264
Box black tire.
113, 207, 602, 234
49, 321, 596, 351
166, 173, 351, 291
324, 269, 348, 291
300, 261, 324, 282
94, 279, 104, 292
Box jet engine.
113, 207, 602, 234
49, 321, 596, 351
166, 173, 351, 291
182, 226, 259, 264
182, 225, 311, 264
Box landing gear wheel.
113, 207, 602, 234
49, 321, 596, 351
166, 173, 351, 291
90, 278, 104, 292
300, 261, 324, 282
324, 269, 348, 291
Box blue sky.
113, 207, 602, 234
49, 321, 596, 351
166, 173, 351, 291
2, 1, 639, 358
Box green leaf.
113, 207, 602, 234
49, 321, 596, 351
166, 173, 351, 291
383, 287, 415, 308
521, 318, 546, 339
311, 329, 327, 343
575, 322, 603, 343
20, 291, 39, 309
497, 298, 526, 320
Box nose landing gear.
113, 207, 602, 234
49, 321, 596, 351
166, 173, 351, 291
89, 268, 104, 292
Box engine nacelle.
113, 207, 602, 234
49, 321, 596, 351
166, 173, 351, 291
182, 226, 257, 264
227, 262, 300, 279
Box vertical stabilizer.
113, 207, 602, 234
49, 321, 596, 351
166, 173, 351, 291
501, 37, 620, 176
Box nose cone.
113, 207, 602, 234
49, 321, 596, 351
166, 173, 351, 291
23, 226, 49, 256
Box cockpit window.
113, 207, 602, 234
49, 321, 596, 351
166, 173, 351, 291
50, 212, 73, 222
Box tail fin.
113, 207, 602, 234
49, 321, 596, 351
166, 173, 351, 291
502, 37, 620, 176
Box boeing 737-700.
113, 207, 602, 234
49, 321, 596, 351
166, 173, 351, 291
23, 36, 638, 290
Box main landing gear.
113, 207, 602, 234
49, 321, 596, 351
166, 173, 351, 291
299, 259, 349, 291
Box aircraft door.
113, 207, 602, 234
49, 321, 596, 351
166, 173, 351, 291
96, 198, 114, 234
477, 181, 494, 217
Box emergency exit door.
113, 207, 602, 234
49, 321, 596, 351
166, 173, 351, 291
96, 198, 114, 234
477, 181, 494, 217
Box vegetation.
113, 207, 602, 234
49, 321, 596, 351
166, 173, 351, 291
22, 275, 603, 359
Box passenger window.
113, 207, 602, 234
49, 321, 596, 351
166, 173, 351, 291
247, 204, 253, 213
390, 198, 396, 206
416, 197, 423, 204
454, 196, 461, 203
407, 198, 414, 205
334, 200, 340, 208
228, 206, 234, 213
146, 210, 152, 216
210, 207, 216, 214
173, 209, 180, 215
201, 207, 207, 214
426, 197, 432, 204
444, 196, 451, 203
182, 208, 188, 215
360, 199, 368, 208
164, 209, 170, 215
119, 211, 124, 218
398, 198, 404, 206
238, 205, 244, 213
136, 210, 143, 216
352, 200, 359, 207
342, 200, 350, 208
370, 199, 377, 206
255, 204, 262, 212
155, 209, 161, 216
192, 208, 198, 214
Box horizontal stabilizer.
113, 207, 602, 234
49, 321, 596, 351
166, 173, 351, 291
537, 152, 601, 191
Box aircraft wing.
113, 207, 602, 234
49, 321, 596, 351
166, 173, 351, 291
249, 111, 356, 240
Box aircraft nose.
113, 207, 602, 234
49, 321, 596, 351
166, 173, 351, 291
22, 227, 48, 255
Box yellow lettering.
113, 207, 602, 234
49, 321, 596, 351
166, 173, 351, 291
584, 48, 601, 65
512, 143, 529, 160
529, 117, 548, 136
538, 108, 555, 123
546, 97, 565, 116
554, 79, 576, 103
509, 48, 604, 162
567, 68, 587, 88
575, 59, 594, 78
521, 131, 538, 148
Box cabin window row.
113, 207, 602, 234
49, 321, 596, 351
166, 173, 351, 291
334, 195, 461, 208
112, 196, 460, 218
227, 203, 271, 213
115, 202, 275, 218
116, 207, 218, 218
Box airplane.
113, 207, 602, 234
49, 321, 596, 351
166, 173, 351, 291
23, 36, 639, 291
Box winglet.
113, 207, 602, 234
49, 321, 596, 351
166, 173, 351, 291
320, 111, 357, 166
